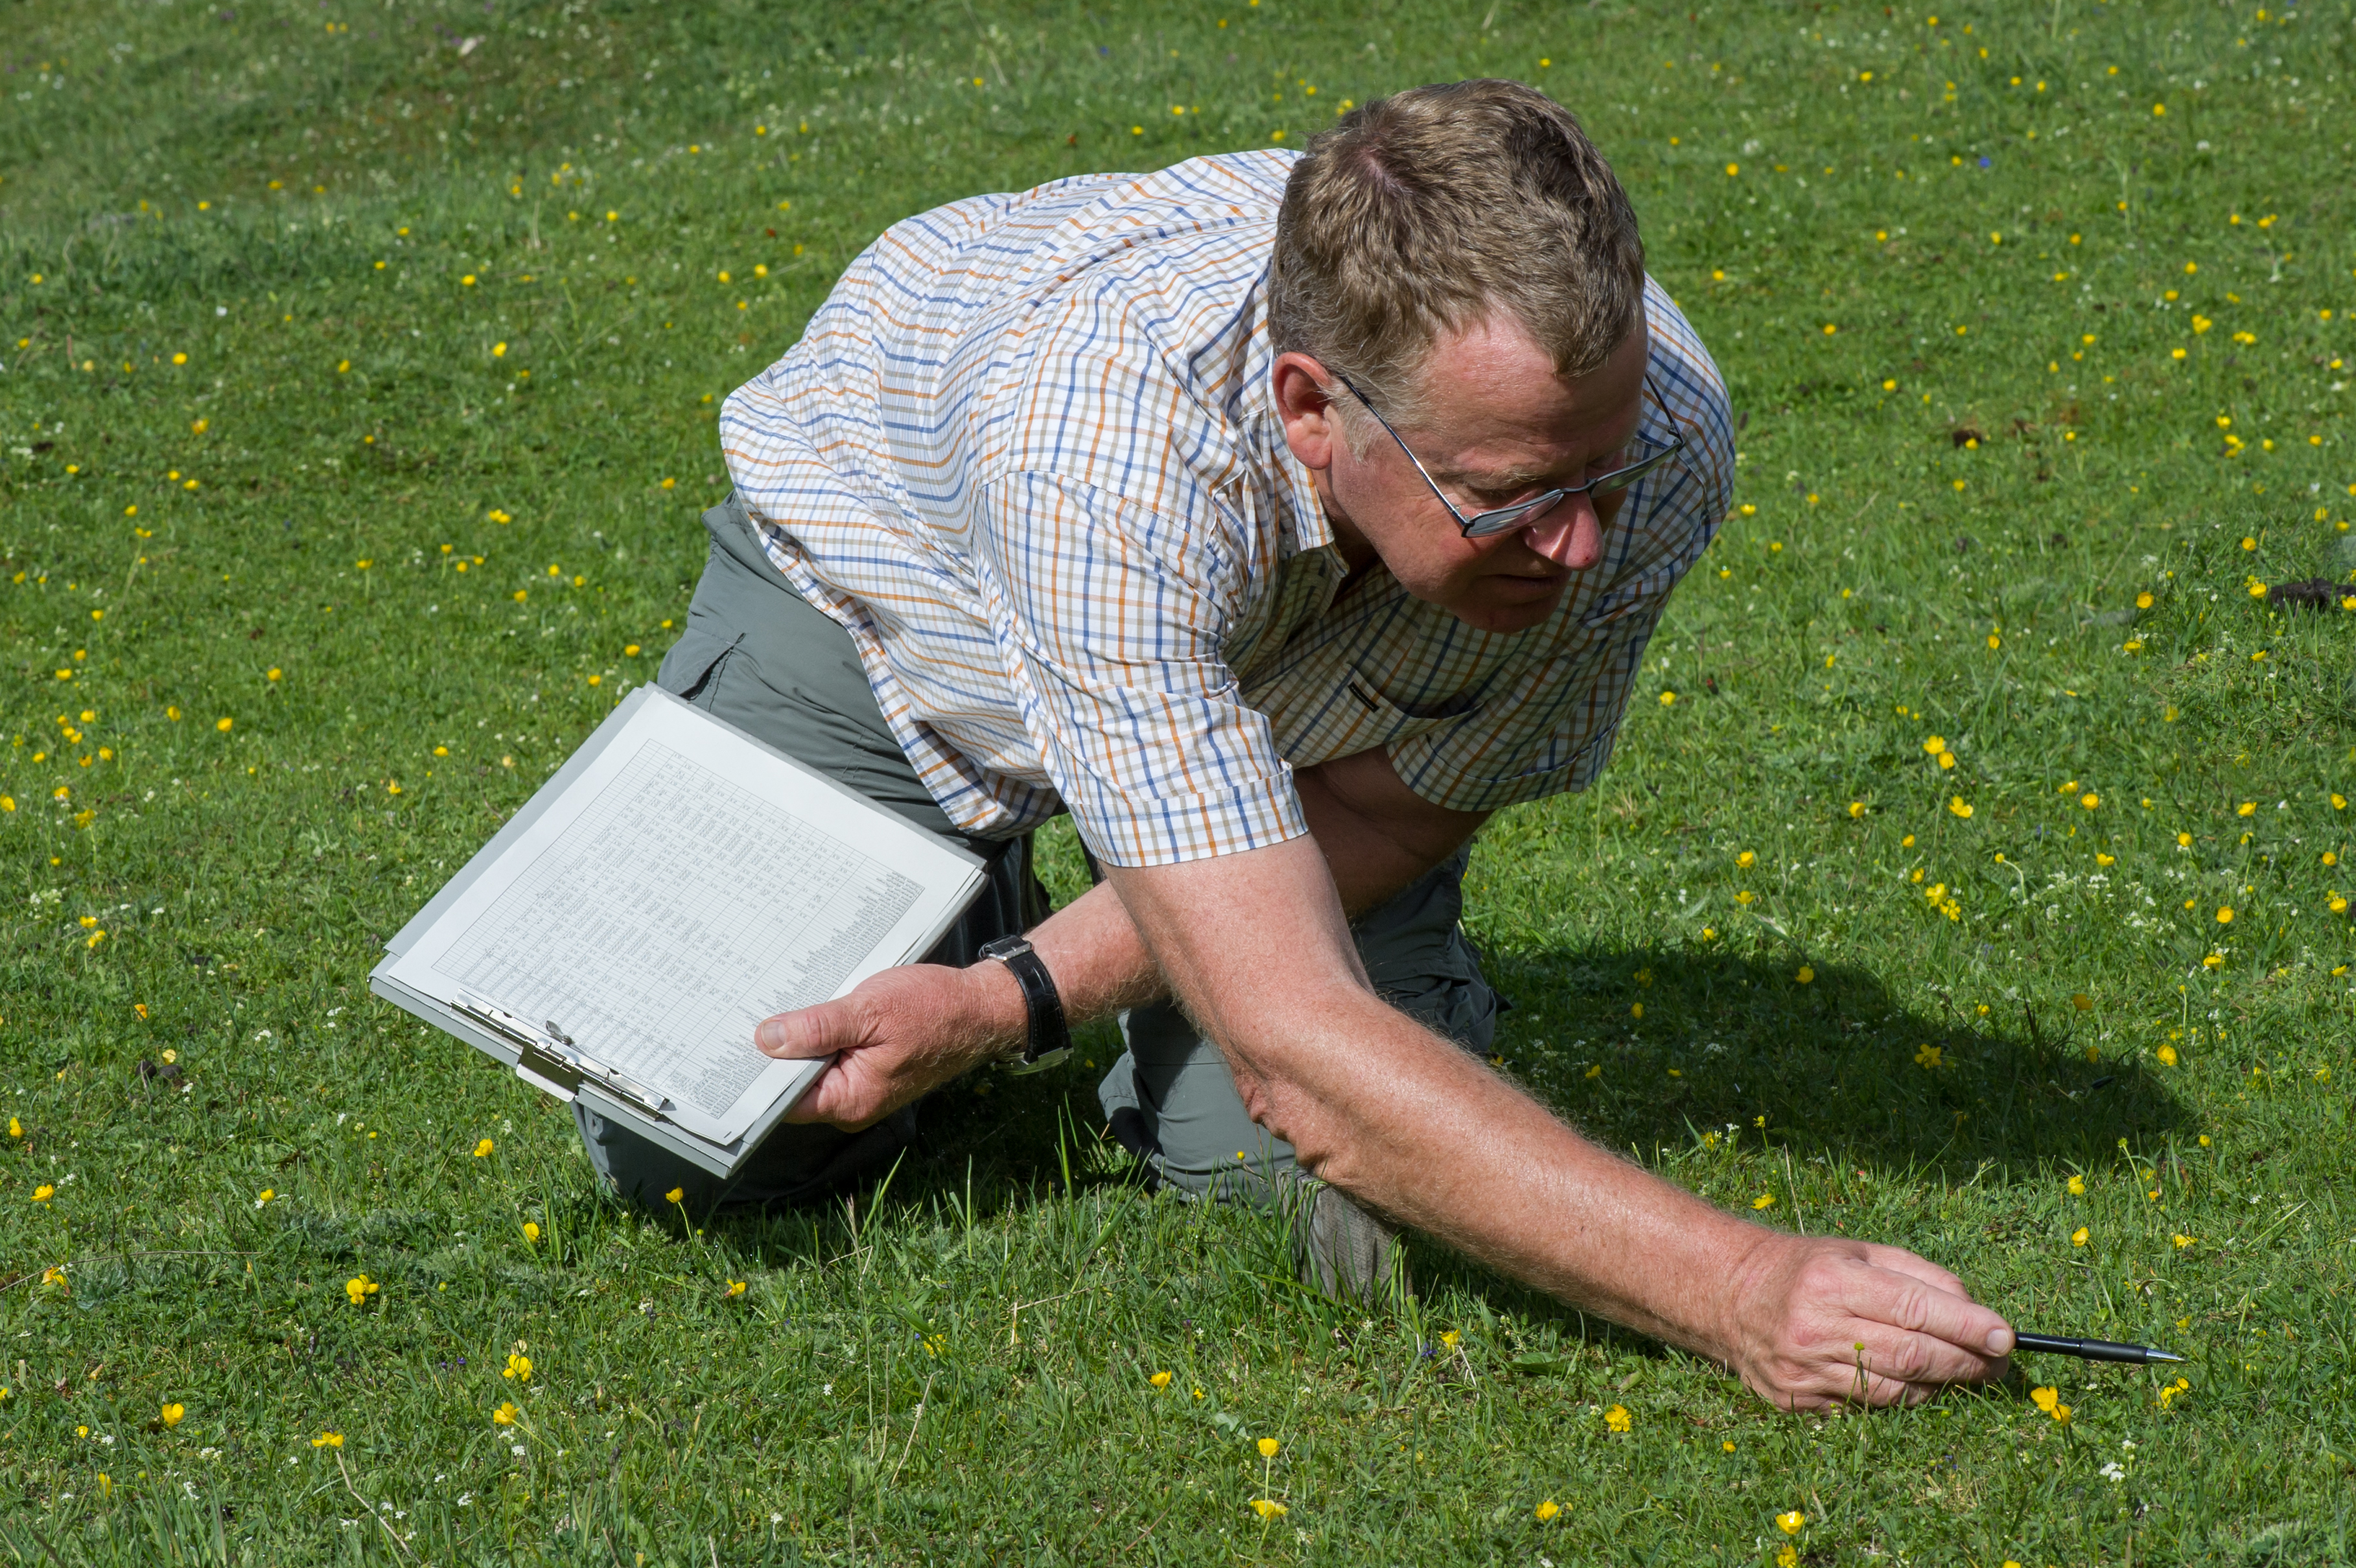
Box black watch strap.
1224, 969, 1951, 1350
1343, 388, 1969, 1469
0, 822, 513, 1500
977, 935, 1071, 1075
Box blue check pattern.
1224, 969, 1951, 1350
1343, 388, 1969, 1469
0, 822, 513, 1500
720, 150, 1734, 867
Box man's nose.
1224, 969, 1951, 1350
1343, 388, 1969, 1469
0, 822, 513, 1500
1523, 496, 1604, 570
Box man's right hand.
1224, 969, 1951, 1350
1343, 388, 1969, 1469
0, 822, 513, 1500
1712, 1232, 2014, 1408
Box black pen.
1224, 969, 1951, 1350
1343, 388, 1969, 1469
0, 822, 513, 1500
2010, 1331, 2184, 1365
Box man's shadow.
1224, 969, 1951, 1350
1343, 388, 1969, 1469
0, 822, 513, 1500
1476, 942, 2190, 1182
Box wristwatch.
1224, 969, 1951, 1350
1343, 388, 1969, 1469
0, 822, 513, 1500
977, 934, 1071, 1075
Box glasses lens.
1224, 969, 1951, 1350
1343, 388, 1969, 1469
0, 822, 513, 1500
1587, 442, 1679, 497
1462, 489, 1565, 539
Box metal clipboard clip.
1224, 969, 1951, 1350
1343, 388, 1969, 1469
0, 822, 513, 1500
452, 988, 671, 1118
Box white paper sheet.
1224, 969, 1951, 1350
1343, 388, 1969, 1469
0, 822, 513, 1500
381, 691, 984, 1145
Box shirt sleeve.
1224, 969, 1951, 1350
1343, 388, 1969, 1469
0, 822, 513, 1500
972, 469, 1311, 868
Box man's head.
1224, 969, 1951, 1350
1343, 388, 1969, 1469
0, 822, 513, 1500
1267, 80, 1655, 634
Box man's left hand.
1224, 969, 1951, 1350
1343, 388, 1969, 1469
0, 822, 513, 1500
754, 961, 1025, 1130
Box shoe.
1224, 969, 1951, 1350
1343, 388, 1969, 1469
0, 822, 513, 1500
1286, 1176, 1412, 1305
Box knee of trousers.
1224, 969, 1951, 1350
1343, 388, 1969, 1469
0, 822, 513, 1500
1097, 1005, 1296, 1208
575, 1101, 915, 1211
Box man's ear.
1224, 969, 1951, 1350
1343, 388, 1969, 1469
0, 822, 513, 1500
1271, 351, 1339, 474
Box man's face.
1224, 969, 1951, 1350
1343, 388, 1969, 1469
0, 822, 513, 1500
1276, 318, 1650, 636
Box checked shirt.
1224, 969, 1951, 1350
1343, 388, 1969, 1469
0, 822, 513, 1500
719, 148, 1734, 869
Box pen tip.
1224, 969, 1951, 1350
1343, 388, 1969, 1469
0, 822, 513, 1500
2148, 1348, 2185, 1362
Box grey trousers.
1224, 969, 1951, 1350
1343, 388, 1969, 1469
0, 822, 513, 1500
577, 495, 1499, 1211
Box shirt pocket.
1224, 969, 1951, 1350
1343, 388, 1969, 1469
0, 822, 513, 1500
1250, 661, 1480, 770
1576, 564, 1679, 629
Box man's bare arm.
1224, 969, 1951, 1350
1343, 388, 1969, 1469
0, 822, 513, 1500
1104, 836, 2016, 1408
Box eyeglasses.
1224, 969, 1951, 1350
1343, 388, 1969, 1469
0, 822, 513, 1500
1334, 371, 1685, 540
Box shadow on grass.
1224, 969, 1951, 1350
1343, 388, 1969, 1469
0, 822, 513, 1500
1479, 941, 2195, 1183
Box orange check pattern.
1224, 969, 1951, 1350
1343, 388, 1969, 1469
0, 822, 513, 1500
720, 150, 1734, 868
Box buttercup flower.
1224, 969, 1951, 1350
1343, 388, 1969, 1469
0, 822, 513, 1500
1604, 1403, 1633, 1432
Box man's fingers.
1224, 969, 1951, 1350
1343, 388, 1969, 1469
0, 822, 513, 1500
1848, 1254, 2014, 1360
1856, 1242, 1978, 1310
755, 999, 863, 1059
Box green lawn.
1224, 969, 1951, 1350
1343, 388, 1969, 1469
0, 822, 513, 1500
3, 0, 2353, 1561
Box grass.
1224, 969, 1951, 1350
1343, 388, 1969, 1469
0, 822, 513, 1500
2, 0, 2354, 1560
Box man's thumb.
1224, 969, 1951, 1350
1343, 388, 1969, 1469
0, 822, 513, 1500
755, 1001, 856, 1059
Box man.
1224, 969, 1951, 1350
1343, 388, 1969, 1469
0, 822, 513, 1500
579, 80, 2017, 1409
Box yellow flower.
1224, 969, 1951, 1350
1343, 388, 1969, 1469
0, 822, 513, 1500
1659, 690, 1677, 706
255, 1188, 274, 1207
1751, 1193, 1776, 1210
1948, 797, 1973, 819
2158, 1044, 2179, 1066
1149, 1370, 1173, 1389
504, 1353, 533, 1382
1250, 1499, 1287, 1519
1915, 1044, 1943, 1070
1922, 734, 1946, 756
666, 1186, 686, 1204
2172, 1234, 2198, 1248
1604, 1404, 1633, 1432
1848, 801, 1865, 818
2067, 1175, 2084, 1195
345, 1274, 379, 1305
311, 1431, 344, 1448
6, 1119, 19, 1139
1795, 966, 1814, 984
1257, 1437, 1280, 1458
216, 716, 233, 732
2156, 1377, 2191, 1410
2071, 1226, 2089, 1247
161, 1402, 185, 1429
521, 1222, 540, 1243
1777, 1510, 1807, 1535
2080, 793, 2099, 810
1778, 1549, 1799, 1568
474, 1138, 495, 1157
2238, 802, 2257, 817
31, 1185, 53, 1203
2216, 907, 2234, 924
492, 1401, 518, 1426
727, 1279, 747, 1298
1535, 1499, 1561, 1521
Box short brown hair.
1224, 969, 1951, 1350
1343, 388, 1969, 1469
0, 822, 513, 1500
1269, 79, 1646, 436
